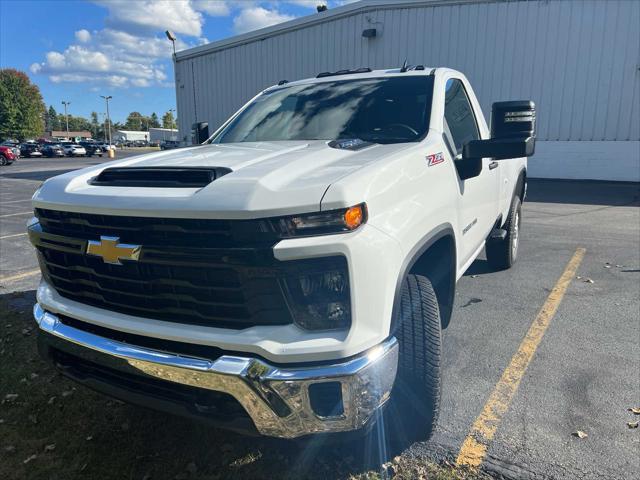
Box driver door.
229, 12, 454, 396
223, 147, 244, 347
443, 78, 499, 268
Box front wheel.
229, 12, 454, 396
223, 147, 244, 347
486, 195, 522, 270
0, 155, 8, 166
387, 274, 442, 440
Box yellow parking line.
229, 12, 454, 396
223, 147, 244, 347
0, 211, 32, 218
0, 232, 27, 240
0, 269, 41, 284
456, 247, 586, 468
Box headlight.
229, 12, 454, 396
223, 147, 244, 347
282, 256, 351, 330
273, 204, 366, 238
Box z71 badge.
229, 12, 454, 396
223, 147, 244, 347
427, 152, 445, 166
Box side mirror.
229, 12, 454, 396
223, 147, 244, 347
456, 155, 483, 181
463, 100, 536, 161
191, 122, 209, 144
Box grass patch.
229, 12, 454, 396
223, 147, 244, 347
0, 291, 490, 480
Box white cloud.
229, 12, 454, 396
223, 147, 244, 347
287, 0, 326, 8
94, 0, 204, 37
75, 29, 92, 43
30, 36, 170, 88
233, 6, 295, 34
192, 0, 230, 16
30, 1, 313, 88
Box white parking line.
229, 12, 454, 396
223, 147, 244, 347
0, 232, 27, 240
0, 211, 32, 218
1, 199, 32, 204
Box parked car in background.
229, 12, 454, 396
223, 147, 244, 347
160, 140, 180, 150
41, 144, 65, 158
96, 142, 115, 151
61, 143, 87, 156
1, 141, 21, 158
20, 143, 43, 157
0, 145, 16, 165
79, 142, 103, 157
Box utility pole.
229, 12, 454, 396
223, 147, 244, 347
61, 101, 70, 139
100, 95, 113, 146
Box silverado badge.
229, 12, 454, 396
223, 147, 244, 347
86, 236, 141, 265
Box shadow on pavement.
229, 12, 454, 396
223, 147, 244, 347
527, 179, 640, 206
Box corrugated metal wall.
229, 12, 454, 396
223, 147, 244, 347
175, 0, 639, 144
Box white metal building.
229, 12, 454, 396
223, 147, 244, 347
113, 130, 149, 143
149, 128, 179, 143
174, 0, 640, 181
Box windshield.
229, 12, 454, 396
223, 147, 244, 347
212, 76, 434, 145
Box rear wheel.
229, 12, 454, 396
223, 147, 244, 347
0, 155, 8, 166
486, 195, 522, 270
387, 274, 441, 440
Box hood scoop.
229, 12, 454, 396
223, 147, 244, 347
90, 167, 232, 188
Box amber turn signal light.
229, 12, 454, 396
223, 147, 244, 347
344, 205, 365, 230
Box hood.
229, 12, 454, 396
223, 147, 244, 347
33, 141, 414, 219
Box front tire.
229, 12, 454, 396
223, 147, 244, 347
388, 274, 442, 440
0, 155, 8, 166
486, 195, 522, 270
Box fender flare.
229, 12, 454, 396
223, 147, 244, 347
515, 167, 527, 201
390, 223, 457, 332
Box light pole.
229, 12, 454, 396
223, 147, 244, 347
169, 108, 176, 129
166, 31, 180, 141
165, 30, 177, 58
61, 101, 70, 139
100, 95, 113, 146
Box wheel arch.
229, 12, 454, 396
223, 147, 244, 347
390, 224, 457, 332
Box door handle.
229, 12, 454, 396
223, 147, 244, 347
489, 161, 499, 170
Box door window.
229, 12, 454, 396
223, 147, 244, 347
443, 79, 480, 156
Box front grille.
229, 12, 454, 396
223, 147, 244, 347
33, 208, 298, 329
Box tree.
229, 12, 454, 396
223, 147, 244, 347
46, 105, 58, 132
149, 112, 160, 129
162, 111, 176, 129
90, 111, 99, 139
0, 69, 46, 140
125, 111, 146, 131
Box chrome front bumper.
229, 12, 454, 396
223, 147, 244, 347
34, 304, 398, 439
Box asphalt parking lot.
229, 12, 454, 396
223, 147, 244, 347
0, 155, 638, 479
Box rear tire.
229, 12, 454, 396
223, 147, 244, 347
0, 155, 8, 166
486, 195, 522, 270
388, 274, 441, 440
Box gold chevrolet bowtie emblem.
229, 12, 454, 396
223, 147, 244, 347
86, 236, 142, 265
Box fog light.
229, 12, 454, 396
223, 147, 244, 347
282, 258, 351, 330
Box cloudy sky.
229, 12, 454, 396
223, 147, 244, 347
0, 1, 351, 123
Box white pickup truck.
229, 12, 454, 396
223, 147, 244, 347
29, 67, 535, 439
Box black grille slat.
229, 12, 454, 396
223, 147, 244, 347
35, 208, 272, 248
34, 209, 294, 329
42, 258, 243, 292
